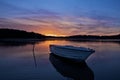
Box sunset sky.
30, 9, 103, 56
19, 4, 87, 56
0, 0, 120, 36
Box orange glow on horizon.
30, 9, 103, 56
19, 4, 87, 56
45, 34, 58, 36
35, 25, 67, 36
44, 33, 66, 37
39, 29, 66, 36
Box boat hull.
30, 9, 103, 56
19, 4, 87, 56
50, 45, 94, 61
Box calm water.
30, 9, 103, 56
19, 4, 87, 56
0, 40, 120, 80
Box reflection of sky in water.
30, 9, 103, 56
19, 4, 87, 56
0, 40, 120, 80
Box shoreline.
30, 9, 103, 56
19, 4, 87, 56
0, 38, 120, 42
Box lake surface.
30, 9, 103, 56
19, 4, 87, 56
0, 40, 120, 80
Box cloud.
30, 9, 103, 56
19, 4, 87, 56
0, 9, 120, 36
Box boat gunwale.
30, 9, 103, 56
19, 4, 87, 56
50, 45, 95, 53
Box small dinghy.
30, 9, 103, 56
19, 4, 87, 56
49, 45, 95, 61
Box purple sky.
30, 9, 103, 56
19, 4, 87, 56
0, 0, 120, 36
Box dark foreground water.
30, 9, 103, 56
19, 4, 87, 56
0, 40, 120, 80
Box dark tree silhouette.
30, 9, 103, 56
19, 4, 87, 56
0, 28, 46, 39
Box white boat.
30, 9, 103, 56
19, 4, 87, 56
49, 45, 95, 61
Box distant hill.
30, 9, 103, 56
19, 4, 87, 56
0, 28, 46, 39
67, 34, 120, 40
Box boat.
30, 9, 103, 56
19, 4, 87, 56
49, 45, 95, 61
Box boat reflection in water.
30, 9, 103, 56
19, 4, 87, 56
49, 53, 94, 80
